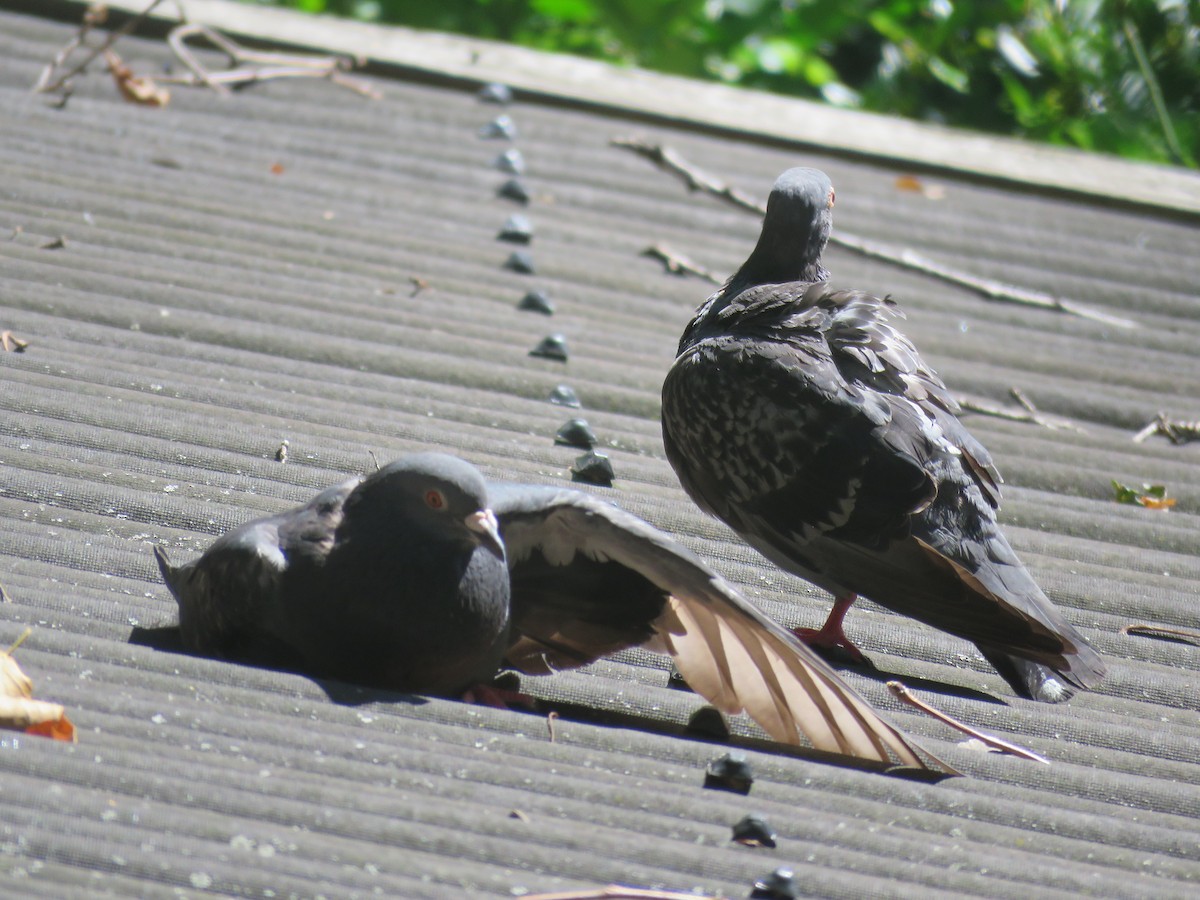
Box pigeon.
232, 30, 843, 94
661, 167, 1106, 703
155, 452, 947, 772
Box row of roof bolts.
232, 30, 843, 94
477, 86, 796, 900
479, 87, 802, 900
478, 82, 616, 488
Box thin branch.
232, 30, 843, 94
641, 244, 723, 284
887, 681, 1050, 764
612, 136, 1136, 329
524, 888, 727, 900
957, 392, 1084, 432
612, 137, 762, 214
162, 24, 381, 99
34, 0, 170, 97
7, 628, 33, 655
1120, 623, 1200, 646
1132, 412, 1200, 445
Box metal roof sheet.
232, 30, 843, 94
2, 4, 1199, 898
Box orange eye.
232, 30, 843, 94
425, 489, 446, 510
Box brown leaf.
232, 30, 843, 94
1, 634, 77, 742
894, 174, 946, 200
105, 49, 169, 107
1138, 495, 1177, 510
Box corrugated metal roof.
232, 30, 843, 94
2, 5, 1199, 898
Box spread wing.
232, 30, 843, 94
154, 478, 359, 663
490, 482, 949, 772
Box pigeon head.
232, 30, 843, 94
732, 167, 834, 290
348, 453, 504, 559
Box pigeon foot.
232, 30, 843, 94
792, 594, 869, 666
461, 682, 539, 711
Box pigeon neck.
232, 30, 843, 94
731, 217, 830, 291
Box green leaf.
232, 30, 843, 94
531, 0, 597, 22
928, 55, 969, 93
1112, 479, 1141, 504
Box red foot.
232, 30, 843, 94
792, 594, 869, 666
460, 682, 539, 711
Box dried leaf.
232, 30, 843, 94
1111, 479, 1176, 510
894, 174, 946, 200
1, 633, 77, 742
105, 49, 169, 107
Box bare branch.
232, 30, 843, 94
612, 136, 1136, 329
34, 4, 379, 105
1120, 623, 1200, 646
162, 24, 382, 99
641, 244, 723, 284
957, 391, 1084, 432
35, 0, 170, 99
1132, 412, 1200, 445
887, 681, 1050, 764
524, 887, 727, 900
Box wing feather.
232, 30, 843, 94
493, 484, 950, 772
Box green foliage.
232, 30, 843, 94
254, 0, 1199, 167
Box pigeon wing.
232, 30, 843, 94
491, 483, 949, 772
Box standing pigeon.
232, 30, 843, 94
155, 452, 948, 772
661, 168, 1105, 703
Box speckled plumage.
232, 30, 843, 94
155, 452, 948, 771
661, 168, 1105, 702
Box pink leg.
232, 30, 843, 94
460, 682, 539, 710
793, 594, 868, 665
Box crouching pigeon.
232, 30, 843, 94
661, 167, 1105, 703
154, 452, 946, 771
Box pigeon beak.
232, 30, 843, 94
465, 508, 505, 559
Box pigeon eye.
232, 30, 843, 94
828, 188, 836, 208
425, 489, 446, 510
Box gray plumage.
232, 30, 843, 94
661, 167, 1105, 703
155, 452, 948, 772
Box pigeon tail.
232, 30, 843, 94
978, 649, 1077, 703
153, 545, 182, 596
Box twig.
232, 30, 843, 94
0, 582, 10, 603
162, 24, 381, 99
7, 628, 33, 655
958, 393, 1083, 432
1, 331, 30, 353
546, 710, 559, 743
524, 888, 726, 900
1133, 412, 1200, 445
887, 681, 1050, 764
641, 245, 723, 284
612, 136, 1136, 329
612, 137, 762, 215
1120, 623, 1200, 646
34, 0, 170, 99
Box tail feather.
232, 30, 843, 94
978, 645, 1105, 704
153, 545, 181, 597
